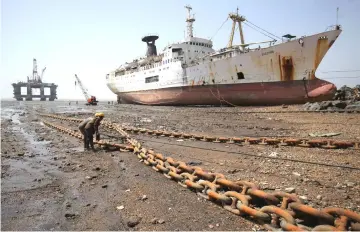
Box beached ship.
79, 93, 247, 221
106, 6, 341, 106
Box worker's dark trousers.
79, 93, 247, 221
79, 128, 87, 148
85, 129, 94, 149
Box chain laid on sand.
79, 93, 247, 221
42, 120, 134, 151
40, 116, 360, 231
39, 114, 360, 150
208, 109, 360, 114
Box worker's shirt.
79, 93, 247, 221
84, 117, 102, 134
78, 117, 93, 130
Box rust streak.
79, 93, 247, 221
314, 37, 329, 70
278, 55, 283, 81
281, 56, 294, 81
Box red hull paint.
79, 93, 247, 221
116, 79, 336, 106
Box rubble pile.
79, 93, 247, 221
303, 85, 360, 111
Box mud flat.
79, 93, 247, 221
1, 100, 359, 230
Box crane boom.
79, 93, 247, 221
40, 67, 46, 82
75, 74, 90, 101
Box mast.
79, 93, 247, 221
227, 7, 246, 50
185, 5, 195, 38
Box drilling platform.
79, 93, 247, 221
12, 59, 58, 101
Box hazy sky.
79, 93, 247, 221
1, 0, 360, 100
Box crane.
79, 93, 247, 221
74, 74, 98, 106
40, 67, 46, 82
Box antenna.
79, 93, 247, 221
336, 7, 339, 26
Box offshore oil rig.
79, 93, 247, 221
12, 58, 58, 101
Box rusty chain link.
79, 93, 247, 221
39, 113, 360, 150
40, 114, 360, 231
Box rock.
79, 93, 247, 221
345, 181, 355, 187
269, 152, 278, 158
151, 218, 159, 224
64, 213, 78, 219
209, 224, 214, 229
227, 169, 239, 174
93, 167, 101, 171
65, 202, 71, 208
28, 154, 35, 158
127, 216, 141, 227
292, 172, 301, 177
316, 195, 322, 200
299, 196, 308, 203
119, 159, 124, 162
308, 102, 321, 111
37, 137, 45, 141
285, 187, 296, 193
187, 161, 202, 166
332, 100, 347, 109
319, 101, 332, 110
150, 218, 165, 224
102, 184, 108, 188
303, 102, 312, 110
17, 152, 25, 156
116, 205, 124, 210
335, 183, 342, 189
141, 195, 148, 201
216, 223, 220, 227
158, 219, 165, 224
85, 176, 92, 180
346, 103, 360, 110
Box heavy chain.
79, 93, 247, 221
40, 115, 360, 231
39, 114, 360, 150
209, 109, 360, 114
41, 120, 134, 151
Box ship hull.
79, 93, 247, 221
116, 78, 336, 106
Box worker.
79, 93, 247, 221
78, 113, 104, 151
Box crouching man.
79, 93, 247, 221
78, 112, 104, 151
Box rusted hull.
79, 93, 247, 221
116, 78, 336, 106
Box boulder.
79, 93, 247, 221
332, 100, 347, 109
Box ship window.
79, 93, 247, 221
190, 42, 193, 45
196, 43, 199, 46
145, 75, 159, 83
237, 72, 245, 80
